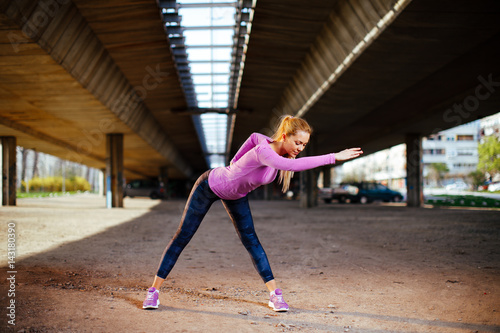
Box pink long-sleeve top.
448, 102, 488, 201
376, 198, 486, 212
208, 133, 336, 200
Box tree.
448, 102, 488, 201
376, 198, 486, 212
427, 163, 449, 186
341, 170, 366, 183
19, 147, 28, 192
32, 151, 39, 178
478, 136, 500, 178
468, 170, 486, 190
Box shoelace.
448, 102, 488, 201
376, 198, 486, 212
146, 291, 156, 300
272, 293, 285, 305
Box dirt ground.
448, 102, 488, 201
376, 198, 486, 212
0, 193, 499, 333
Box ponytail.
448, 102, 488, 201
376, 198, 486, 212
271, 115, 312, 193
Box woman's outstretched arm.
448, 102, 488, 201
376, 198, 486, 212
334, 148, 363, 162
256, 145, 363, 172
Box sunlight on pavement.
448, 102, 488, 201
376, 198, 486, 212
0, 194, 162, 260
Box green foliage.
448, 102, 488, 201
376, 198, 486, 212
17, 191, 82, 199
341, 169, 366, 183
478, 136, 500, 175
426, 195, 500, 208
430, 163, 449, 174
426, 163, 449, 185
468, 170, 486, 189
22, 176, 90, 193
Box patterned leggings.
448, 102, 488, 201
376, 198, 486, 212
156, 170, 275, 283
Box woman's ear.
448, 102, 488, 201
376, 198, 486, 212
282, 133, 286, 141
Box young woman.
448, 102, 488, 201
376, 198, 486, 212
143, 115, 362, 311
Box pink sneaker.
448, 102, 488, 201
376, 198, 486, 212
269, 289, 289, 312
143, 287, 159, 309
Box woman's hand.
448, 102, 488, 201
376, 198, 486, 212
335, 148, 363, 162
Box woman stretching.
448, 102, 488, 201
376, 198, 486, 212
143, 115, 362, 311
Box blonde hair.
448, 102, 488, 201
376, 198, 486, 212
271, 115, 312, 193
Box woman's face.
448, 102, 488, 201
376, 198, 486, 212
282, 130, 310, 157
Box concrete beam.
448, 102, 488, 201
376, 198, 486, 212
272, 0, 409, 118
1, 0, 193, 178
1, 136, 16, 206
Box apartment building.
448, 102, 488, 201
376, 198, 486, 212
332, 120, 482, 190
423, 120, 480, 178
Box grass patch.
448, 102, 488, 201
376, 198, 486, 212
17, 191, 87, 199
425, 194, 500, 208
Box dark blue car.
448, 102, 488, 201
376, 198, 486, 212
346, 182, 403, 204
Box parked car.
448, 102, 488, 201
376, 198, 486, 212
348, 182, 403, 204
488, 182, 500, 192
123, 179, 165, 199
445, 181, 469, 191
320, 182, 403, 204
478, 183, 490, 191
319, 184, 357, 203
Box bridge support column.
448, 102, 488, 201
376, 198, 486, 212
106, 134, 124, 208
1, 137, 16, 206
300, 137, 319, 208
322, 166, 331, 188
159, 166, 169, 199
264, 183, 273, 200
406, 134, 423, 207
300, 169, 318, 208
99, 169, 105, 197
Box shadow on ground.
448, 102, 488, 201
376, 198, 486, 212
1, 196, 499, 332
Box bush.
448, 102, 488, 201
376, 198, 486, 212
24, 176, 90, 192
69, 176, 91, 192
425, 195, 500, 208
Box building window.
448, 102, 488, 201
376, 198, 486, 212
457, 150, 474, 156
423, 149, 446, 155
453, 163, 476, 168
427, 134, 445, 141
457, 135, 474, 141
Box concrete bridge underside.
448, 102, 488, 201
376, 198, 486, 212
1, 0, 500, 207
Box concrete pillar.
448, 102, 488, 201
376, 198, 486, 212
263, 183, 274, 200
300, 169, 319, 208
1, 137, 17, 206
322, 166, 331, 188
406, 133, 423, 207
299, 170, 311, 208
99, 169, 105, 197
299, 136, 318, 208
106, 134, 124, 208
159, 166, 169, 199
